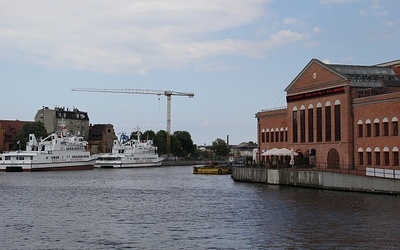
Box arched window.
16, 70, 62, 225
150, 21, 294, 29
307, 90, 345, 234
357, 120, 363, 137
374, 147, 380, 166
334, 100, 341, 141
308, 104, 314, 142
374, 118, 380, 137
383, 117, 389, 136
365, 119, 372, 137
266, 129, 270, 143
325, 101, 332, 142
261, 129, 265, 143
358, 147, 364, 165
383, 147, 389, 166
392, 117, 398, 136
292, 106, 298, 143
316, 103, 323, 142
393, 147, 399, 166
300, 105, 306, 143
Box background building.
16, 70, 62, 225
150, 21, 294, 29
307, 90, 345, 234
0, 120, 28, 152
256, 59, 400, 171
34, 106, 90, 140
87, 124, 116, 154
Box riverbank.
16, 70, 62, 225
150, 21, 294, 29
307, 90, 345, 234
231, 167, 400, 195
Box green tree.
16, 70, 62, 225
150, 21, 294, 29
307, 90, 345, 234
154, 130, 168, 155
13, 121, 48, 150
173, 131, 195, 157
211, 138, 230, 159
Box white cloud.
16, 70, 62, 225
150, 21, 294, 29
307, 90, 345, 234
2, 0, 297, 73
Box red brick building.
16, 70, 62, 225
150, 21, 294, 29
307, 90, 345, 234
256, 59, 400, 171
0, 120, 28, 152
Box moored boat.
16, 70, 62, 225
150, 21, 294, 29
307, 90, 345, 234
0, 131, 95, 172
193, 163, 232, 175
95, 128, 163, 168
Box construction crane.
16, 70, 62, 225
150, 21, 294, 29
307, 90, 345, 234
71, 88, 194, 155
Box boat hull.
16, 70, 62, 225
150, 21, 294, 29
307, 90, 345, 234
0, 159, 96, 172
193, 166, 232, 175
95, 159, 163, 168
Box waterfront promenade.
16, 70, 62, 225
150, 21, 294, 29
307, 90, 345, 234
231, 166, 400, 195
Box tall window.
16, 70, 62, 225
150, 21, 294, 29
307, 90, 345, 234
317, 106, 322, 142
383, 118, 389, 136
392, 118, 398, 136
375, 150, 380, 166
280, 130, 284, 142
366, 120, 372, 137
271, 129, 274, 142
367, 152, 372, 165
384, 151, 389, 166
261, 130, 265, 143
293, 110, 298, 143
374, 119, 380, 137
394, 151, 399, 166
275, 131, 279, 142
358, 121, 363, 137
266, 131, 269, 142
358, 151, 364, 165
300, 108, 306, 143
334, 103, 341, 141
308, 108, 314, 142
325, 105, 331, 142
285, 129, 288, 142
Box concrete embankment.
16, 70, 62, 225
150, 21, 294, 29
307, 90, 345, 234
232, 167, 400, 195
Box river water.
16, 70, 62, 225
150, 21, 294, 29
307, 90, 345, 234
1, 166, 400, 249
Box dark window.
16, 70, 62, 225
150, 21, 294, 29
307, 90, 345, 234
375, 152, 380, 166
334, 105, 341, 141
275, 131, 279, 142
374, 122, 380, 137
271, 131, 274, 142
280, 130, 284, 142
358, 152, 363, 165
285, 130, 288, 142
366, 123, 371, 137
383, 122, 389, 136
300, 109, 306, 143
261, 132, 265, 143
266, 132, 269, 142
293, 111, 298, 143
394, 152, 399, 166
308, 108, 314, 142
393, 121, 398, 136
317, 107, 322, 142
384, 152, 389, 166
358, 124, 363, 137
325, 106, 331, 142
367, 152, 372, 165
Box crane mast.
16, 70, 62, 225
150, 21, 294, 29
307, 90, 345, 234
71, 87, 194, 155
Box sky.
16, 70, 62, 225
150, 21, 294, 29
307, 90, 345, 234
1, 0, 399, 146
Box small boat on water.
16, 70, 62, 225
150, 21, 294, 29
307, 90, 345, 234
193, 163, 232, 175
0, 131, 95, 172
95, 128, 163, 168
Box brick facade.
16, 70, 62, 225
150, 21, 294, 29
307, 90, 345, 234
256, 59, 400, 170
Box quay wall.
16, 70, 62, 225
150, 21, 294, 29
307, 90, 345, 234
232, 168, 400, 195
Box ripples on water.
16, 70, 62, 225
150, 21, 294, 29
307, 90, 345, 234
1, 166, 400, 249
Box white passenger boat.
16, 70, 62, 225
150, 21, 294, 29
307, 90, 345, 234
0, 132, 95, 172
95, 129, 163, 168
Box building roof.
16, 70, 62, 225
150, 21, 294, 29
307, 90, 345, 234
285, 58, 400, 91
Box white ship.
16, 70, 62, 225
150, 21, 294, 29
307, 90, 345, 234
0, 131, 95, 172
95, 129, 163, 168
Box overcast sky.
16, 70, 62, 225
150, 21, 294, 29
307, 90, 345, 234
1, 0, 399, 145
